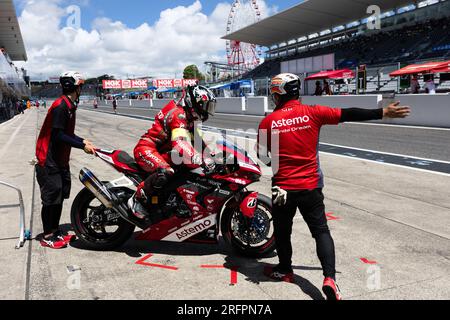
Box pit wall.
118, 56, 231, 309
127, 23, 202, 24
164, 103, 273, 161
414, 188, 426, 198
302, 94, 450, 128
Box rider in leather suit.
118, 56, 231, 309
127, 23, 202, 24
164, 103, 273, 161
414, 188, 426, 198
129, 85, 217, 219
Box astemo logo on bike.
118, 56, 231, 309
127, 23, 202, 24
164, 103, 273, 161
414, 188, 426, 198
271, 116, 310, 129
173, 217, 215, 241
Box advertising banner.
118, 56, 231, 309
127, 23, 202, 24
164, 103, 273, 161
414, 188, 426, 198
102, 79, 148, 89
153, 79, 198, 88
102, 79, 122, 89
102, 78, 196, 89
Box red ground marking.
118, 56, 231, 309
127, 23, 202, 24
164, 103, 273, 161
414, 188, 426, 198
200, 265, 239, 285
360, 258, 378, 265
326, 212, 341, 221
135, 254, 179, 271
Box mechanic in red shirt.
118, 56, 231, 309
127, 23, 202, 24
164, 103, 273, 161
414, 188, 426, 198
129, 85, 217, 219
258, 73, 410, 300
35, 71, 96, 249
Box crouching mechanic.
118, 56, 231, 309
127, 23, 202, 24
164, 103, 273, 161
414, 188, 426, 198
35, 71, 97, 249
257, 73, 410, 300
130, 85, 217, 219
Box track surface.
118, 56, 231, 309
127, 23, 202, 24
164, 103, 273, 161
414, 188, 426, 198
81, 105, 450, 175
83, 105, 450, 162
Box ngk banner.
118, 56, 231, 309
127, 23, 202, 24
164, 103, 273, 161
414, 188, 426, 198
153, 79, 198, 88
131, 79, 148, 88
102, 79, 148, 89
102, 80, 122, 89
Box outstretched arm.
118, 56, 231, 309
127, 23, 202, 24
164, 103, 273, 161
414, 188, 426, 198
340, 102, 411, 123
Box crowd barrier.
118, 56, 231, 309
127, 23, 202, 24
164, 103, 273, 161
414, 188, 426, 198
98, 94, 450, 128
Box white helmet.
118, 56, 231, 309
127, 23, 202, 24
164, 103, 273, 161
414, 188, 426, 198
186, 85, 216, 121
60, 71, 85, 91
270, 73, 301, 96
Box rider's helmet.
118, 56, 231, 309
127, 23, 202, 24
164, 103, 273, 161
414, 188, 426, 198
184, 85, 217, 122
270, 73, 301, 108
60, 71, 85, 93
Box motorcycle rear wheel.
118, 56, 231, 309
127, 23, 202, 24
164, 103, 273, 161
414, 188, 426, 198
71, 187, 136, 251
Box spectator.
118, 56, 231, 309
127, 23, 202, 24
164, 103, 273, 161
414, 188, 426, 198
410, 75, 420, 94
323, 81, 333, 95
314, 81, 323, 96
16, 100, 23, 114
113, 97, 118, 114
93, 97, 98, 109
425, 77, 436, 94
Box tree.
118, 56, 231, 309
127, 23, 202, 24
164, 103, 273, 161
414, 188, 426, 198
183, 65, 204, 81
85, 75, 115, 96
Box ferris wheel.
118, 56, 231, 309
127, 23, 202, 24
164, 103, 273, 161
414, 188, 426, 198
226, 0, 262, 76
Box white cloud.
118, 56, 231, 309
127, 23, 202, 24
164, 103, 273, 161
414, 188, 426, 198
15, 0, 277, 79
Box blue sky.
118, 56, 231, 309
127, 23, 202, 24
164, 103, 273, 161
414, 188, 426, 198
15, 0, 302, 30
13, 0, 303, 78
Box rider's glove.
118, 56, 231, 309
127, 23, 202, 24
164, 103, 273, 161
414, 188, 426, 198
202, 157, 216, 175
272, 186, 288, 206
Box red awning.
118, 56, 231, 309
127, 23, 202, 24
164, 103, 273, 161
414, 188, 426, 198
305, 69, 355, 81
389, 61, 450, 77
431, 61, 450, 74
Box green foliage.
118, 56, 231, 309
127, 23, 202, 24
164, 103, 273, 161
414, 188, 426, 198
183, 65, 204, 81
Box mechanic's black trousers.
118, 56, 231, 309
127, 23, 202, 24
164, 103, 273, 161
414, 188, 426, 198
36, 165, 71, 235
272, 188, 336, 279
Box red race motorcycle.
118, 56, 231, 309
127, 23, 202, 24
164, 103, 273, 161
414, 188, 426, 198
71, 139, 275, 258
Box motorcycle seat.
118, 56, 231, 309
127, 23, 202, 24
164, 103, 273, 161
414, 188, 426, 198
116, 151, 142, 172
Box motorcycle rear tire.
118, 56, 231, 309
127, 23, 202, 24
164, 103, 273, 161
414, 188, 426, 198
71, 187, 136, 251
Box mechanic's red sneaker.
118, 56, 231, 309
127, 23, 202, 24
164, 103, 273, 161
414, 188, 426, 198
263, 265, 294, 283
322, 277, 342, 301
55, 230, 76, 244
40, 236, 67, 249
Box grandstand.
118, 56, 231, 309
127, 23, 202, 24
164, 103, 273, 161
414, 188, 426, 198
224, 0, 450, 95
0, 0, 29, 122
31, 82, 98, 98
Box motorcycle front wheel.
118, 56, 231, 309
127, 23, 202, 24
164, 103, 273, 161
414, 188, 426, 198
221, 193, 276, 258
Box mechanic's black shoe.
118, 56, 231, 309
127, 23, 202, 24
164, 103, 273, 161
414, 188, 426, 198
128, 194, 150, 220
263, 265, 294, 283
322, 277, 343, 301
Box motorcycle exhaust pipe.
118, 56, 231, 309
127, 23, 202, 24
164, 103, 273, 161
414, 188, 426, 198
79, 168, 114, 209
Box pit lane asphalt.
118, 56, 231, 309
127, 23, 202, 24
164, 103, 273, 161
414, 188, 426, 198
81, 105, 450, 162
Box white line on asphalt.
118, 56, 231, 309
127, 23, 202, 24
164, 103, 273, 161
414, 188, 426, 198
320, 152, 450, 177
203, 125, 257, 136
0, 113, 21, 128
319, 142, 450, 164
0, 111, 32, 160
218, 133, 450, 165
342, 122, 450, 131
